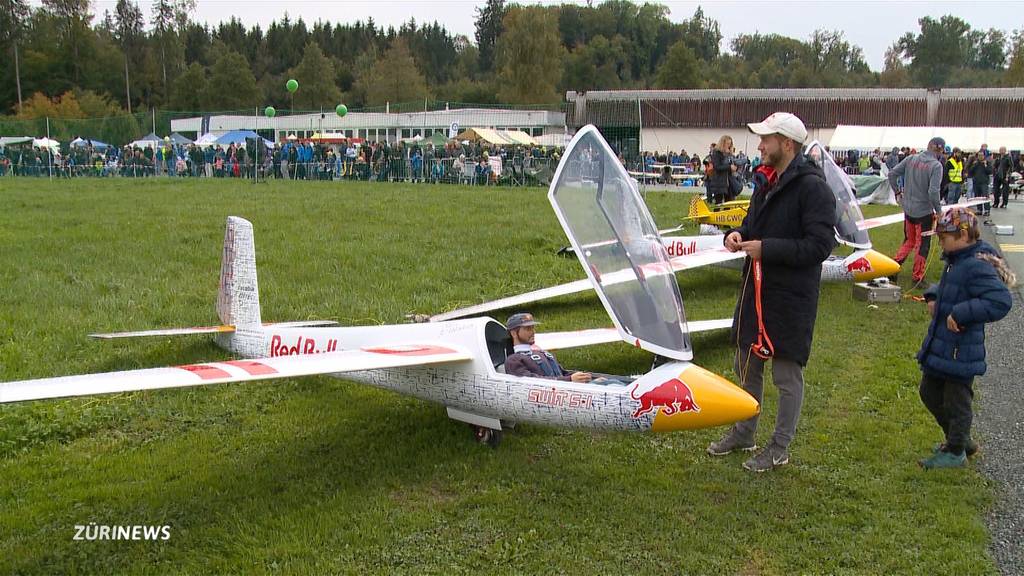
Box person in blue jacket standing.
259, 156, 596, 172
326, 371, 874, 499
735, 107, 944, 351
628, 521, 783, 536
917, 207, 1014, 469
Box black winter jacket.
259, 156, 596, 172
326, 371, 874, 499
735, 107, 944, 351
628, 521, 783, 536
727, 154, 838, 365
706, 149, 733, 197
918, 241, 1012, 381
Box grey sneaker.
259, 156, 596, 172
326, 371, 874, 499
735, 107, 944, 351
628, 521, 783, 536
707, 431, 757, 456
742, 443, 789, 472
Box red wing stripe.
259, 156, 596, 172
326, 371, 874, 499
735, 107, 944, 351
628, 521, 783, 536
178, 364, 232, 380
222, 360, 278, 375
362, 345, 457, 356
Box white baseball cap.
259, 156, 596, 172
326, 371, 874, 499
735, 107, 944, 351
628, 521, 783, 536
747, 112, 808, 144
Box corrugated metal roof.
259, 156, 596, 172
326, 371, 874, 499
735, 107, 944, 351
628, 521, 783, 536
567, 88, 1024, 129
567, 88, 1024, 101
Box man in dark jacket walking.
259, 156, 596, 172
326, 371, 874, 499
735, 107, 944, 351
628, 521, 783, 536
706, 112, 837, 472
992, 146, 1012, 209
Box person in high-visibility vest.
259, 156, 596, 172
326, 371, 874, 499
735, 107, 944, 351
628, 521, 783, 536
944, 148, 964, 204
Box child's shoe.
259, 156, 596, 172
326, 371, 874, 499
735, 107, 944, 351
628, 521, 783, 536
919, 450, 967, 469
933, 439, 980, 458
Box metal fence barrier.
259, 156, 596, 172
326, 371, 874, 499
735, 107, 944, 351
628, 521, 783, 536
0, 150, 560, 187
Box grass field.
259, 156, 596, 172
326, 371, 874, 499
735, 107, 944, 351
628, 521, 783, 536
0, 178, 997, 575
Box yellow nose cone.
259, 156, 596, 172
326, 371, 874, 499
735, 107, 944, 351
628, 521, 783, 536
850, 249, 901, 282
649, 364, 759, 432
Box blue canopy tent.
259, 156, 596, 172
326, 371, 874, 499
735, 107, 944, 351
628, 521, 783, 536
214, 130, 272, 147
70, 137, 110, 150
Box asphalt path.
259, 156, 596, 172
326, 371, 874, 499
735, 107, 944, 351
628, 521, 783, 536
974, 195, 1024, 576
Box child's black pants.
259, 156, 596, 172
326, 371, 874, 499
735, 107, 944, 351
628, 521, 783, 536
919, 372, 974, 453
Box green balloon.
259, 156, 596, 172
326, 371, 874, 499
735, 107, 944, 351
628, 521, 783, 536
286, 79, 298, 93
264, 106, 276, 118
335, 104, 348, 117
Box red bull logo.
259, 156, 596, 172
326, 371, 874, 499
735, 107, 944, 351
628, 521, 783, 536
666, 240, 697, 257
846, 257, 873, 273
630, 378, 700, 418
269, 334, 338, 357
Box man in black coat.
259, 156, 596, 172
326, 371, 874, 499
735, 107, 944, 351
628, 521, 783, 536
706, 112, 838, 473
993, 146, 1012, 209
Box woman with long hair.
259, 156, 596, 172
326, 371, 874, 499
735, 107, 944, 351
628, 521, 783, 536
706, 135, 735, 204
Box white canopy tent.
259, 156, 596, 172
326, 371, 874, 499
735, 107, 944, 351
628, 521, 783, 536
0, 136, 33, 149
32, 137, 60, 151
70, 137, 110, 149
534, 133, 571, 148
130, 133, 165, 149
194, 133, 219, 147
455, 127, 537, 146
829, 125, 1024, 152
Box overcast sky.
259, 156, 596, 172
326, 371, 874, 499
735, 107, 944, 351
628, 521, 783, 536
54, 0, 1022, 71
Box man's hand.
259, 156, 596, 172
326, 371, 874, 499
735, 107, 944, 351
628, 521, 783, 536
725, 231, 743, 252
927, 300, 936, 317
739, 240, 763, 260
946, 314, 961, 333
570, 371, 592, 383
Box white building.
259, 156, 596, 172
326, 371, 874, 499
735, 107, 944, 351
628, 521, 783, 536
171, 108, 567, 144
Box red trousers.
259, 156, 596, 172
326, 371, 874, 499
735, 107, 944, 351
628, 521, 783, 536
894, 213, 934, 282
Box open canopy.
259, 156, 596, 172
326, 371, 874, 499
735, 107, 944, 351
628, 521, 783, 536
806, 140, 872, 249
548, 125, 691, 361
168, 132, 193, 145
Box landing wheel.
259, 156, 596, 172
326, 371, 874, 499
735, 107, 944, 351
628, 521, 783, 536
471, 425, 502, 448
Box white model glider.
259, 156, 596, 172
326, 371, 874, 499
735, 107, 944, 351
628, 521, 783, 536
0, 126, 758, 447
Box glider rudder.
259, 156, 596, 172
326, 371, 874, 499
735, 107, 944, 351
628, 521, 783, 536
217, 216, 262, 330
687, 195, 711, 220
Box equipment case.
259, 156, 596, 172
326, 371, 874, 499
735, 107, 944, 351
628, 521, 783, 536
853, 280, 902, 303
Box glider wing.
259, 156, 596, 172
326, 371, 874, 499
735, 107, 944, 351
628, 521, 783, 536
535, 318, 733, 351
0, 343, 472, 404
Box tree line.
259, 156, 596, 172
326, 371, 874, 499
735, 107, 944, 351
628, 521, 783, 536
1, 0, 1022, 120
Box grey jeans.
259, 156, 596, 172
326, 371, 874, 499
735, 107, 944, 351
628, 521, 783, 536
731, 352, 805, 449
945, 182, 962, 205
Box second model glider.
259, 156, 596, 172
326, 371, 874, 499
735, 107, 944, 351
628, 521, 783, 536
430, 138, 987, 323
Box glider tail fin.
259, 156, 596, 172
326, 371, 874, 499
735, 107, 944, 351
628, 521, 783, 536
217, 216, 262, 330
687, 195, 711, 220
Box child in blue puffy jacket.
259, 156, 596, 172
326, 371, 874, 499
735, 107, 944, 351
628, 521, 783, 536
917, 207, 1015, 469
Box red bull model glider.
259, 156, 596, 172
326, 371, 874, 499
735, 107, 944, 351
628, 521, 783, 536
0, 126, 759, 447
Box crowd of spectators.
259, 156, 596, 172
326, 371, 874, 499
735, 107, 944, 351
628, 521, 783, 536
0, 137, 564, 187
632, 141, 1022, 209
636, 145, 755, 185
635, 140, 756, 204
